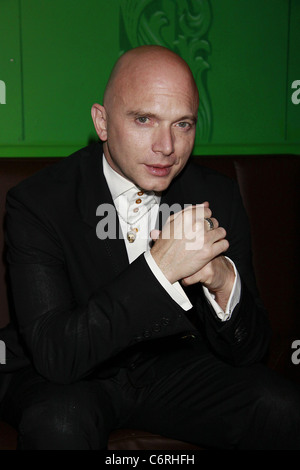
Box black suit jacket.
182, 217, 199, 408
3, 142, 270, 385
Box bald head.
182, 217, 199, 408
103, 45, 199, 110
91, 45, 199, 192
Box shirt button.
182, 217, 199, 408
136, 198, 142, 204
152, 323, 161, 333
137, 191, 144, 196
133, 208, 139, 213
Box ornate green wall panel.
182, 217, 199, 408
287, 0, 300, 143
120, 0, 212, 145
0, 0, 23, 144
0, 0, 299, 157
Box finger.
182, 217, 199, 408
166, 205, 211, 230
208, 226, 227, 242
186, 205, 212, 219
171, 204, 212, 223
204, 217, 219, 231
181, 273, 201, 286
210, 238, 229, 257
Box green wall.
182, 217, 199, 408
0, 0, 299, 157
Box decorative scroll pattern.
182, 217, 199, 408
120, 0, 212, 142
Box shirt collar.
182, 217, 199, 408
102, 154, 161, 203
103, 154, 134, 201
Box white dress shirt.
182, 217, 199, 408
102, 155, 241, 321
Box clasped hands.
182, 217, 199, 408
150, 202, 235, 310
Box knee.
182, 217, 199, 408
250, 371, 300, 419
18, 382, 108, 449
242, 368, 300, 449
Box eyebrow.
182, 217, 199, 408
126, 109, 198, 123
126, 110, 156, 118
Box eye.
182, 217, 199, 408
136, 116, 150, 124
176, 121, 191, 129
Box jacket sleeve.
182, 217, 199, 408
194, 180, 271, 366
5, 189, 194, 384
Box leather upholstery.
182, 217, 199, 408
0, 421, 18, 450
0, 154, 299, 449
107, 429, 202, 450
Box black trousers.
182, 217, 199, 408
2, 347, 300, 450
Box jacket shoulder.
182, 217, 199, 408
7, 143, 101, 204
179, 158, 237, 201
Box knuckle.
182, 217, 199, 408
223, 239, 229, 250
217, 227, 226, 237
201, 245, 211, 258
211, 217, 219, 228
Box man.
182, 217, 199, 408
1, 45, 300, 449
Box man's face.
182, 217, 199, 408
94, 55, 198, 192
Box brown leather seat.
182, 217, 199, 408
0, 423, 202, 451
0, 421, 18, 450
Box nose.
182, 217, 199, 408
152, 125, 174, 156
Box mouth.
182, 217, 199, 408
144, 164, 173, 177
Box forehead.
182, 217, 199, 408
115, 65, 198, 118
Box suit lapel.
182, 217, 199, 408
78, 142, 129, 277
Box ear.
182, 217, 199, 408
91, 103, 108, 141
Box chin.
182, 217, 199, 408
140, 177, 172, 192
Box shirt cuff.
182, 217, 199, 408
144, 251, 193, 311
202, 257, 241, 321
